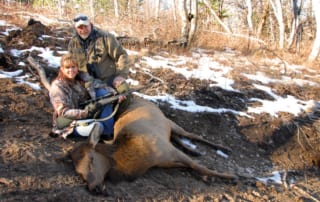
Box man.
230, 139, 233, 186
68, 13, 130, 99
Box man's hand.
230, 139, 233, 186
113, 76, 129, 103
113, 76, 126, 89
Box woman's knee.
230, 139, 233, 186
74, 121, 104, 137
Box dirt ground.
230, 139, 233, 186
0, 14, 320, 202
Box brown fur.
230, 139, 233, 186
70, 97, 237, 193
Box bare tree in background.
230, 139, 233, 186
173, 0, 177, 23
178, 0, 189, 46
127, 0, 139, 20
287, 0, 303, 50
269, 0, 284, 49
144, 0, 150, 20
202, 0, 231, 33
89, 0, 95, 22
178, 0, 198, 47
307, 0, 320, 62
256, 1, 269, 38
5, 0, 317, 60
245, 0, 253, 33
155, 0, 160, 19
57, 0, 65, 16
188, 0, 198, 46
114, 0, 119, 18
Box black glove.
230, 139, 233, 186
85, 102, 101, 118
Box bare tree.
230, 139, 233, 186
245, 0, 253, 33
127, 0, 132, 16
114, 0, 119, 18
188, 0, 198, 46
89, 0, 95, 22
307, 0, 320, 62
127, 0, 139, 20
155, 0, 160, 19
173, 0, 177, 24
202, 0, 231, 33
269, 0, 285, 49
144, 0, 150, 20
287, 0, 304, 49
256, 1, 269, 38
178, 0, 189, 46
177, 0, 199, 47
57, 0, 65, 17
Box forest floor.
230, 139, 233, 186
0, 8, 320, 202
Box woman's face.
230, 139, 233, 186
61, 63, 78, 80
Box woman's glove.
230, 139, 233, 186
85, 102, 102, 118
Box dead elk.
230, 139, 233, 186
70, 97, 237, 194
26, 56, 237, 194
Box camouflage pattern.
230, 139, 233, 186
68, 26, 129, 84
49, 78, 90, 135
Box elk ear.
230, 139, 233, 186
88, 122, 102, 148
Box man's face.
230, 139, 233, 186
76, 24, 92, 40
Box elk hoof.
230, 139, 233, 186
201, 175, 209, 182
89, 184, 108, 196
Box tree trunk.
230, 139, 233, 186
155, 0, 160, 19
144, 0, 150, 20
202, 0, 231, 33
188, 0, 198, 46
173, 0, 177, 24
178, 0, 189, 46
127, 0, 131, 16
307, 0, 320, 62
257, 1, 269, 38
57, 0, 64, 17
246, 0, 253, 33
114, 0, 119, 18
269, 0, 285, 49
287, 0, 303, 49
89, 0, 95, 22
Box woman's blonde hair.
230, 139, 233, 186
60, 53, 77, 68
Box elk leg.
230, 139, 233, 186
159, 146, 236, 180
171, 135, 204, 156
169, 120, 232, 154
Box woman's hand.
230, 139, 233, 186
85, 102, 102, 118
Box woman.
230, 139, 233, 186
49, 53, 114, 139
